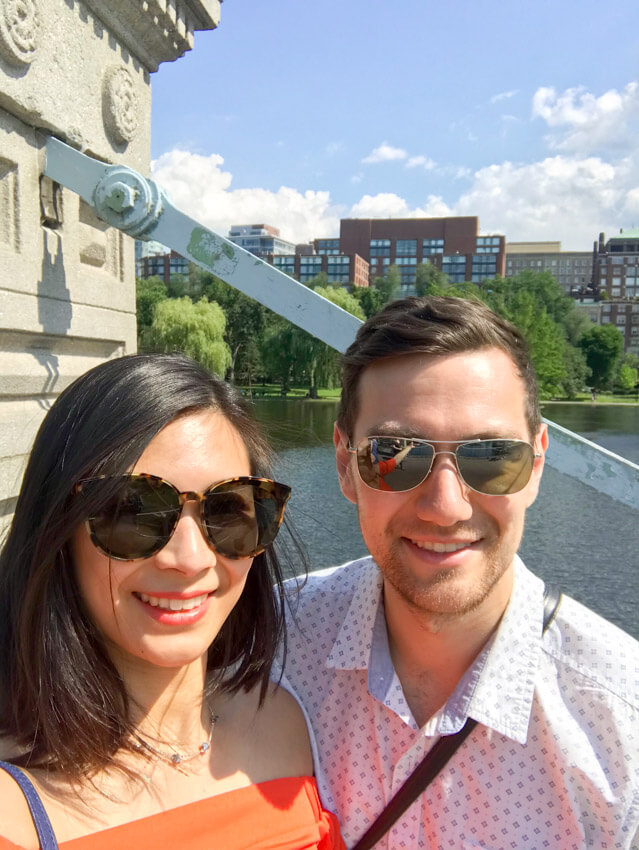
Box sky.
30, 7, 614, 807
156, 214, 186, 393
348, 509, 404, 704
150, 0, 639, 251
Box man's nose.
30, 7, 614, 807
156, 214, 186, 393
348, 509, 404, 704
413, 453, 473, 525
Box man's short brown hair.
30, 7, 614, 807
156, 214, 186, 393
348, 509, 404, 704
337, 295, 541, 439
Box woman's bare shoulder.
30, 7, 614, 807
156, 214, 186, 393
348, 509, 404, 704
219, 683, 313, 780
0, 764, 40, 849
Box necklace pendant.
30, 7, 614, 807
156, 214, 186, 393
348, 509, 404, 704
171, 753, 182, 765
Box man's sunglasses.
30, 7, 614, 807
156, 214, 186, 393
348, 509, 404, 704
75, 473, 291, 561
349, 436, 540, 496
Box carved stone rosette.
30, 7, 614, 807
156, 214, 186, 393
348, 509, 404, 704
102, 65, 140, 145
0, 0, 39, 66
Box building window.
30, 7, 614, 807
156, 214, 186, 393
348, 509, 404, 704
422, 238, 444, 255
396, 239, 417, 256
370, 239, 391, 257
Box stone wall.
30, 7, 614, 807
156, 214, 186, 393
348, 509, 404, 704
0, 0, 221, 526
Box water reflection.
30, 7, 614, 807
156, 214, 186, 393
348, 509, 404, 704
256, 400, 639, 639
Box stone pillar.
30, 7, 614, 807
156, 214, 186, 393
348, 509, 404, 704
0, 0, 221, 526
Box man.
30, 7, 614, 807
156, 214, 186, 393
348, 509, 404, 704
283, 296, 639, 849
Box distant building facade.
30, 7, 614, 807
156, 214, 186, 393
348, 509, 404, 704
505, 242, 593, 296
337, 217, 505, 290
593, 230, 639, 300
228, 224, 296, 258
136, 241, 190, 283
600, 300, 639, 354
270, 252, 369, 288
593, 231, 639, 353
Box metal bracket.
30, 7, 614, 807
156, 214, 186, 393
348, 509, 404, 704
44, 137, 361, 354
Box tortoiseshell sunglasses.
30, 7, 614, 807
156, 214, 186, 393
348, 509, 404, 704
75, 473, 291, 561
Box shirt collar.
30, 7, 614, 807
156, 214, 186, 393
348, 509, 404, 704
327, 560, 383, 670
460, 556, 545, 743
325, 555, 546, 743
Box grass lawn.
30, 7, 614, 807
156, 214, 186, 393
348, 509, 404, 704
238, 384, 341, 400
239, 385, 638, 404
546, 392, 639, 405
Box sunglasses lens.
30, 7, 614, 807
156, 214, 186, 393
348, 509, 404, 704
87, 476, 180, 560
203, 479, 291, 559
456, 440, 534, 495
356, 437, 433, 492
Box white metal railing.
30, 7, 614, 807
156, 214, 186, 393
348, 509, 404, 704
43, 137, 639, 510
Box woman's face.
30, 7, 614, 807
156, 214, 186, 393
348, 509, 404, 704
72, 410, 255, 673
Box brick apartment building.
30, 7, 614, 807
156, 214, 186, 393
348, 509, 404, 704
336, 217, 505, 289
594, 230, 639, 354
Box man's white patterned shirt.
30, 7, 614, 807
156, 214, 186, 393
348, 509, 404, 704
281, 556, 639, 849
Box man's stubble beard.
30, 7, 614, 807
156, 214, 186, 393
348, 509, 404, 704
364, 519, 525, 619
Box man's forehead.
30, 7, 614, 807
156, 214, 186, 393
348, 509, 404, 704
353, 348, 531, 437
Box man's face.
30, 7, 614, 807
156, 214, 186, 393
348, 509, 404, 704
335, 348, 547, 618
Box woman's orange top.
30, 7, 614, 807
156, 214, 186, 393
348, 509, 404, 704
0, 776, 345, 850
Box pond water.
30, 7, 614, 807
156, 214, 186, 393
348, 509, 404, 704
253, 400, 639, 640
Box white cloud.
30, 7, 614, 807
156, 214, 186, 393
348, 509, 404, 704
406, 155, 436, 170
532, 82, 639, 154
490, 89, 519, 104
362, 142, 407, 164
151, 149, 340, 243
152, 84, 639, 254
349, 193, 411, 217
349, 193, 452, 220
452, 155, 631, 248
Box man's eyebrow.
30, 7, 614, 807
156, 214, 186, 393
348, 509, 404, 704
367, 424, 423, 438
367, 426, 523, 441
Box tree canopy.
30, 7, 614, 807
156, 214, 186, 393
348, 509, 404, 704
146, 297, 231, 377
136, 260, 629, 400
578, 323, 624, 390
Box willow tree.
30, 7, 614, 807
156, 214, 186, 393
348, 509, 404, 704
146, 297, 231, 377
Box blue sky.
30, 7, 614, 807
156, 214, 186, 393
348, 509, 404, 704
150, 0, 639, 250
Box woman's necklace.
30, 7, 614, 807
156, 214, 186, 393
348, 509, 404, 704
132, 706, 219, 769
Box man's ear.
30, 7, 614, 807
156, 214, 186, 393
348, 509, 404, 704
334, 423, 357, 504
526, 422, 548, 508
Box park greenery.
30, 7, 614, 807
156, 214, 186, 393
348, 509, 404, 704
137, 263, 638, 400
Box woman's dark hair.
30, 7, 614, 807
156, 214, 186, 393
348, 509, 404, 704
0, 353, 296, 775
338, 295, 541, 440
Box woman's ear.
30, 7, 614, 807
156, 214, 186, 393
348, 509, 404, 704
333, 423, 356, 504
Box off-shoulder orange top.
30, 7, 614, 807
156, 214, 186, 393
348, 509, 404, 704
0, 776, 345, 850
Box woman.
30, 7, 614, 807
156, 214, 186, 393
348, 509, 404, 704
0, 354, 344, 850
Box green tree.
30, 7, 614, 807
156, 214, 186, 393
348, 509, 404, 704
136, 276, 168, 348
615, 364, 638, 393
260, 319, 300, 396
261, 287, 364, 397
374, 264, 401, 303
167, 274, 189, 299
353, 285, 386, 318
307, 271, 329, 290
414, 261, 449, 296
578, 324, 624, 390
146, 297, 231, 377
483, 288, 568, 398
193, 269, 269, 383
561, 344, 591, 399
562, 307, 594, 346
